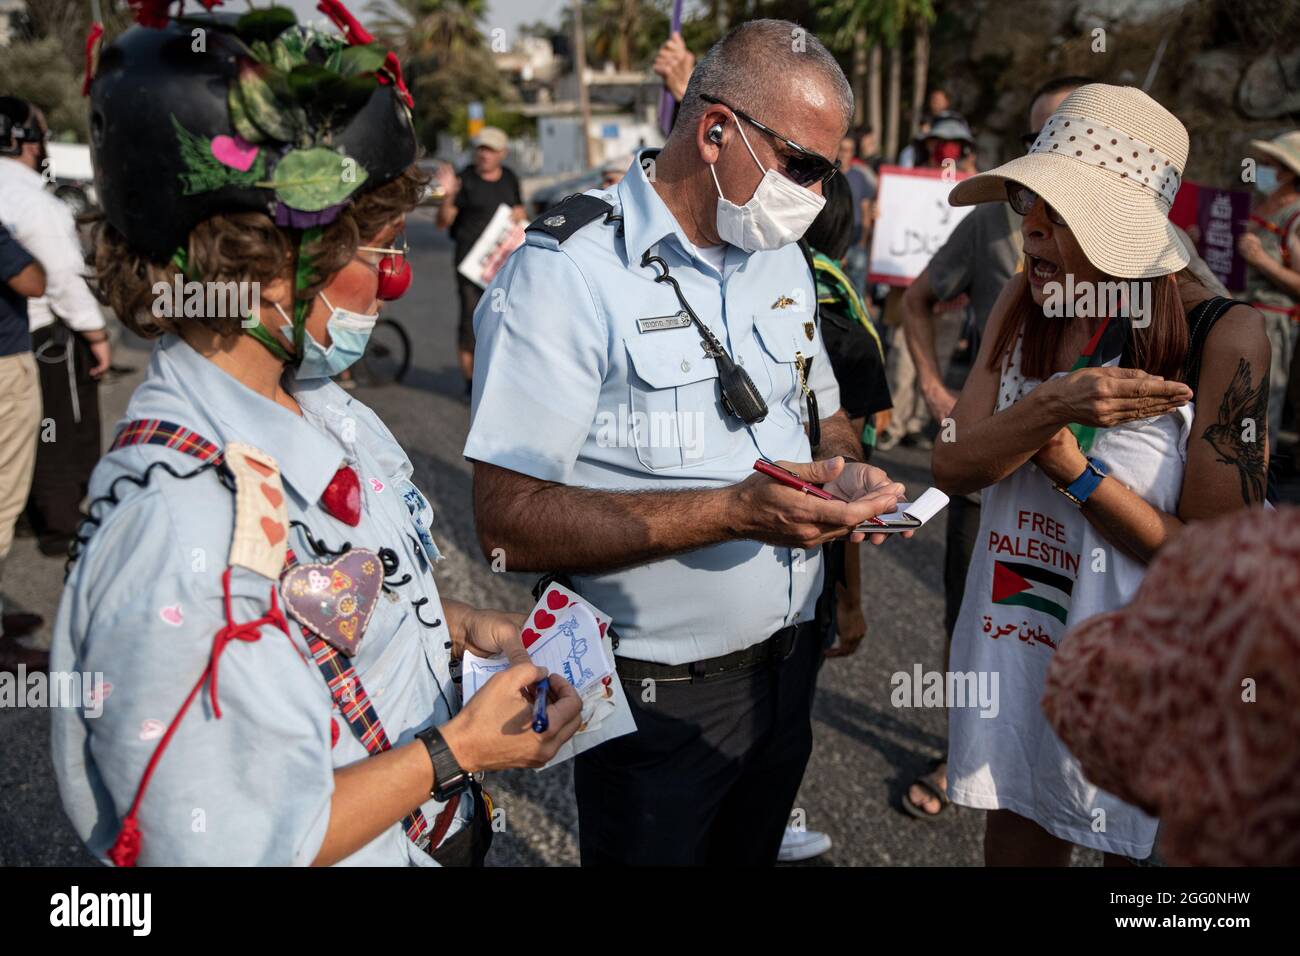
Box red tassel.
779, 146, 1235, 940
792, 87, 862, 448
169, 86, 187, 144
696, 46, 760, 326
377, 51, 414, 110
317, 0, 374, 46
82, 22, 104, 97
108, 814, 142, 868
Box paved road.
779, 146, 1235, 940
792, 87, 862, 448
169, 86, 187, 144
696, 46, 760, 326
2, 212, 1084, 866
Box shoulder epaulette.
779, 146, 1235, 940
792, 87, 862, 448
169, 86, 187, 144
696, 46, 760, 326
526, 193, 614, 243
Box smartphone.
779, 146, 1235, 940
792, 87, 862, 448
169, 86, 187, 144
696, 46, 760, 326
853, 487, 950, 534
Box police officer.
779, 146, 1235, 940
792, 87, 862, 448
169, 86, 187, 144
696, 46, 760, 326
466, 19, 910, 866
52, 10, 581, 867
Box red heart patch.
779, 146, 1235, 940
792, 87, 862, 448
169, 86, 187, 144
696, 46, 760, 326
245, 456, 274, 477
261, 517, 285, 545
598, 621, 608, 637
533, 609, 556, 631
546, 590, 568, 610
320, 466, 361, 527
521, 627, 541, 647
261, 482, 283, 508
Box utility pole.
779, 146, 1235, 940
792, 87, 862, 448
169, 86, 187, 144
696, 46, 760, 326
572, 0, 595, 168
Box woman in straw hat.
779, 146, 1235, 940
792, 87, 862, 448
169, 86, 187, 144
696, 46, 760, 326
1239, 130, 1300, 450
932, 84, 1270, 865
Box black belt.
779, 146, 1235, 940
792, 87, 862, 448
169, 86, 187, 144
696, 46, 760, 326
614, 620, 817, 684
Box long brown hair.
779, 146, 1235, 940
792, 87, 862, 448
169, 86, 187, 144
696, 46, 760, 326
986, 271, 1188, 382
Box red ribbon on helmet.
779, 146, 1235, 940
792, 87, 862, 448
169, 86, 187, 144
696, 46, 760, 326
317, 0, 374, 46
377, 51, 414, 110
82, 22, 104, 96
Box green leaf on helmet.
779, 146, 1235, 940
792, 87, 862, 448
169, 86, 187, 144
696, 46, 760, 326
337, 45, 386, 77
234, 58, 307, 144
236, 8, 298, 46
271, 147, 369, 212
227, 85, 265, 144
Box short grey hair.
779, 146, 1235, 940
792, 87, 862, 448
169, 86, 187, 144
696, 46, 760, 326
675, 19, 853, 138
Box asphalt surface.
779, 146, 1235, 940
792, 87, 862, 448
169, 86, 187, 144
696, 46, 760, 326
3, 211, 1085, 867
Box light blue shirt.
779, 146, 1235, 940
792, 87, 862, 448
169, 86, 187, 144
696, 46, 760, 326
51, 336, 467, 866
465, 150, 841, 665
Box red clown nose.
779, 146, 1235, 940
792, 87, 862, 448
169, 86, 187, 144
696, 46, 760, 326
375, 255, 412, 300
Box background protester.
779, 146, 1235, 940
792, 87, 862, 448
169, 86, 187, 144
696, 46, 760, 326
434, 126, 524, 393
0, 97, 113, 560
0, 222, 45, 672
896, 75, 1090, 819
935, 84, 1270, 865
838, 134, 876, 294
879, 111, 977, 452
1239, 130, 1300, 452
1043, 507, 1300, 866
776, 170, 893, 862
467, 19, 910, 866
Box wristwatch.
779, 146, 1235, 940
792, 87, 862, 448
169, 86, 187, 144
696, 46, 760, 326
416, 724, 470, 802
1054, 456, 1108, 506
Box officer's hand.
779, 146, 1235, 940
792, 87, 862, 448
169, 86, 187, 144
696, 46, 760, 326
730, 457, 905, 549
440, 663, 582, 772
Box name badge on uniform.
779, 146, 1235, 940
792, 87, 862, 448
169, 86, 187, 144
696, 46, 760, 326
637, 311, 692, 333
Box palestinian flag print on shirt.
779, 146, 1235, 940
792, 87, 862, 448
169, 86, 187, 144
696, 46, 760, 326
992, 559, 1074, 625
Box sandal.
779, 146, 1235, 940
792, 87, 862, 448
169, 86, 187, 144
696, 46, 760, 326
902, 758, 950, 820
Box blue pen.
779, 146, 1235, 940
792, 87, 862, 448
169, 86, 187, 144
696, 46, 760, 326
531, 677, 550, 733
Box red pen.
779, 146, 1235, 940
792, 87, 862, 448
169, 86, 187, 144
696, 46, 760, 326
752, 459, 839, 500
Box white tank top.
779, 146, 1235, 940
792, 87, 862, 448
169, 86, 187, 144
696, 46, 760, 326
946, 333, 1193, 858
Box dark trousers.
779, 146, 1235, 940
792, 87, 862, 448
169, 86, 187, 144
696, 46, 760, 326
25, 324, 100, 551
574, 626, 823, 866
456, 274, 483, 355
943, 494, 982, 642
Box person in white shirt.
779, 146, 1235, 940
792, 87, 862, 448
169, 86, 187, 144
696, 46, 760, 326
0, 97, 111, 561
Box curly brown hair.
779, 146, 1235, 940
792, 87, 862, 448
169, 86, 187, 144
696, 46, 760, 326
88, 164, 429, 338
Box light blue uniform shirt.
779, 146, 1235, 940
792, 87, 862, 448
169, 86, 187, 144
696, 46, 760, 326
465, 150, 841, 665
51, 336, 468, 866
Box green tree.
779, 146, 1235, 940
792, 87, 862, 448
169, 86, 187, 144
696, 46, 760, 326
368, 0, 512, 144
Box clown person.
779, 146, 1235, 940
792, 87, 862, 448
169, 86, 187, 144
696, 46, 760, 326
52, 6, 580, 867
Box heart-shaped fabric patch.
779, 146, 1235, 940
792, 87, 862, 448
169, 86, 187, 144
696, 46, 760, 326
280, 549, 383, 657
211, 134, 259, 172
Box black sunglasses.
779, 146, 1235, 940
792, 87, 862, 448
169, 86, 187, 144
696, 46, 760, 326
1006, 182, 1067, 226
700, 93, 840, 187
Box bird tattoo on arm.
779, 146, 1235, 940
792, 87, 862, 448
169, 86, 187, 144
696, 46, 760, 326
1201, 359, 1269, 505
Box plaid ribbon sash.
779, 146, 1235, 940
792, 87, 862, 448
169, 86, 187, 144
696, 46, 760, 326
111, 419, 460, 852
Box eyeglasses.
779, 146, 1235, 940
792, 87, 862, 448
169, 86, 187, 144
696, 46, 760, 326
700, 94, 840, 187
1006, 182, 1067, 226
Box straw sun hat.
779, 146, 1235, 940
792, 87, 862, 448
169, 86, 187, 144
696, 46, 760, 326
949, 84, 1189, 279
1249, 130, 1300, 179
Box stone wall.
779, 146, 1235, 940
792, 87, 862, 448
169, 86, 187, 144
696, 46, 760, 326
928, 0, 1300, 186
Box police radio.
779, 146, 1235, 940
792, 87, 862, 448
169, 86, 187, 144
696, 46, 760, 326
640, 249, 768, 426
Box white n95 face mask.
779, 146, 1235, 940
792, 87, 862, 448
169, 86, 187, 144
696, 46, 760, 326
277, 294, 378, 380
711, 123, 826, 253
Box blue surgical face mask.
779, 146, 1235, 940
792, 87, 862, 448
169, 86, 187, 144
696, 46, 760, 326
1256, 165, 1279, 195
277, 293, 378, 379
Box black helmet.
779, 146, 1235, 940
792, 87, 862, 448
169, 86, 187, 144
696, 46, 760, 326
89, 7, 417, 264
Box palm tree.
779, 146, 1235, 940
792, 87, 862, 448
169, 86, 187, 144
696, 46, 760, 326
367, 0, 490, 60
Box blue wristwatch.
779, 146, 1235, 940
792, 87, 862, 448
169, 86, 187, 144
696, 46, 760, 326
1055, 456, 1108, 506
